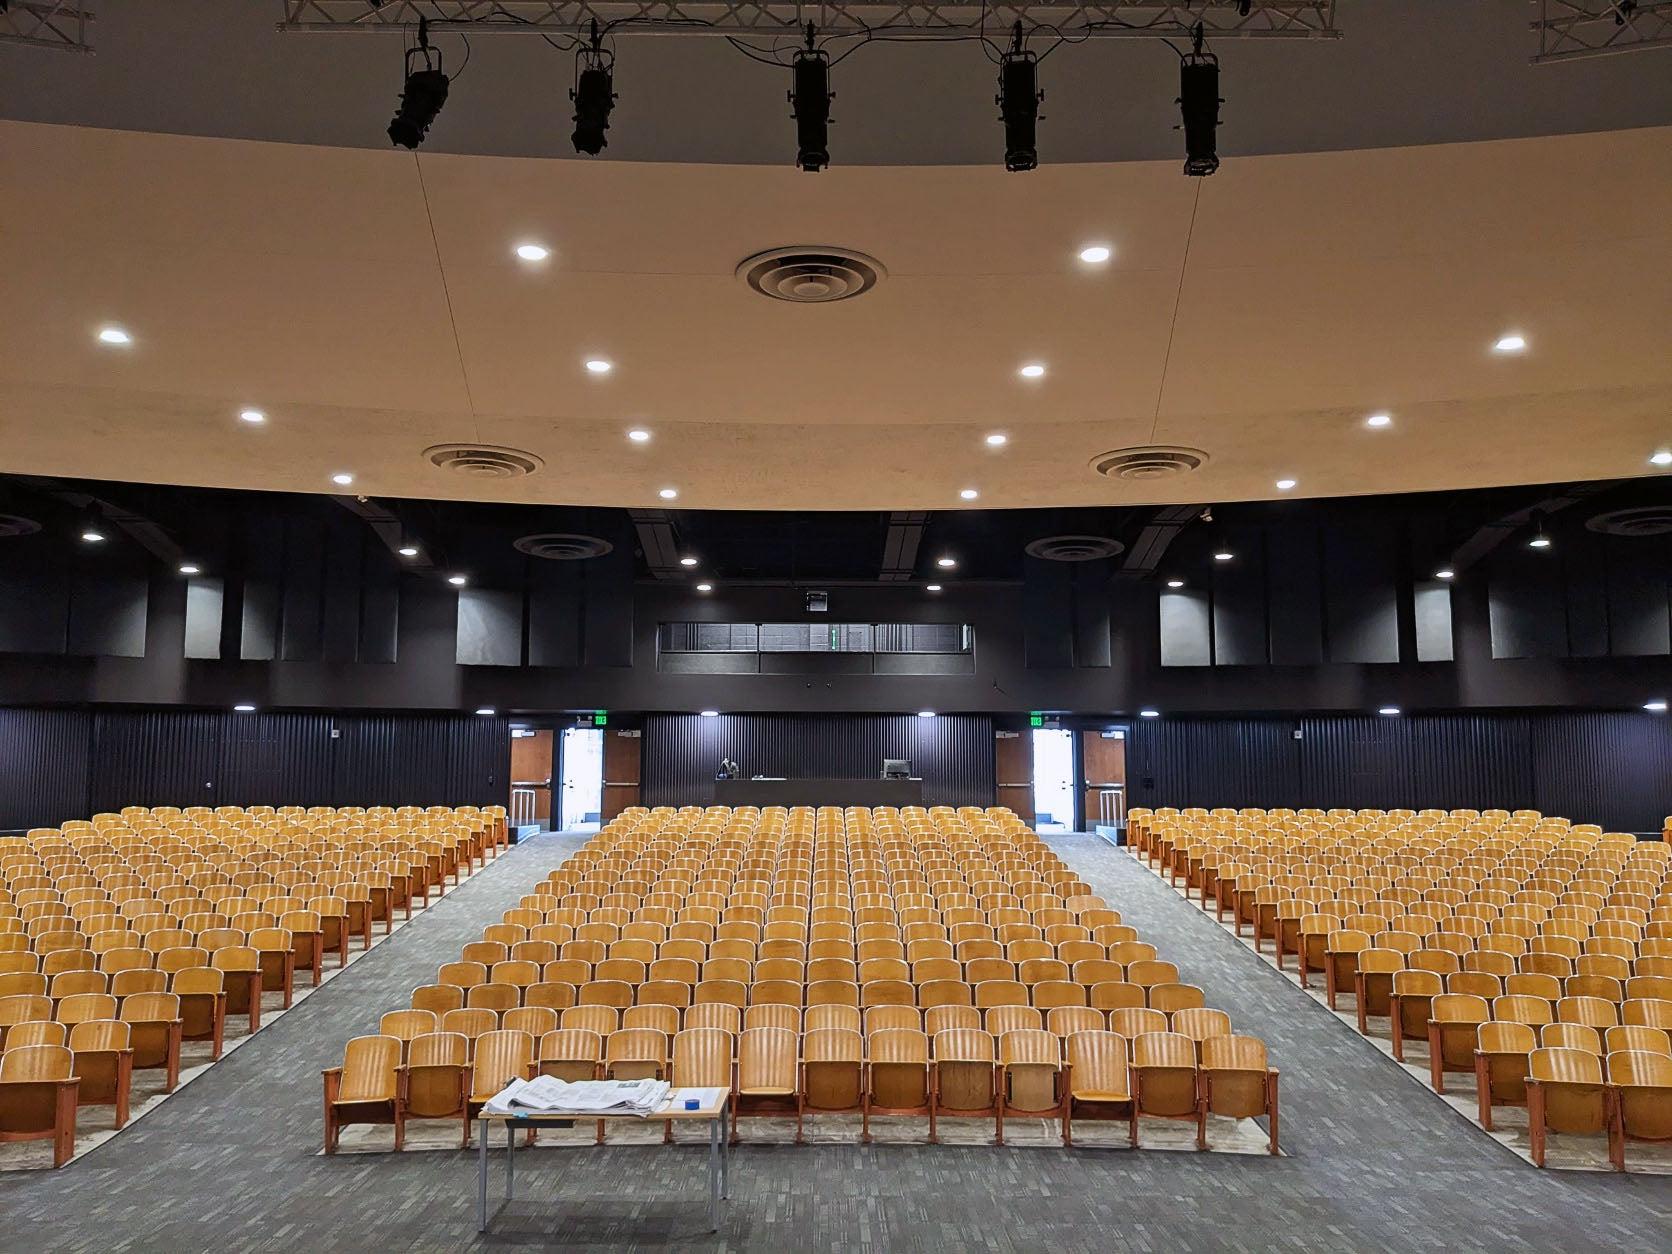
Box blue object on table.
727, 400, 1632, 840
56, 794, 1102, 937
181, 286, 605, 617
685, 1098, 700, 1110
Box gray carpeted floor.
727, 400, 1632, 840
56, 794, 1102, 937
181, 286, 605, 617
2, 831, 1669, 1253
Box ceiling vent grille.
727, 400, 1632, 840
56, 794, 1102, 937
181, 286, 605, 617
424, 444, 545, 479
737, 247, 885, 303
1585, 507, 1672, 538
513, 533, 614, 561
1090, 446, 1208, 481
0, 514, 41, 538
1025, 535, 1125, 562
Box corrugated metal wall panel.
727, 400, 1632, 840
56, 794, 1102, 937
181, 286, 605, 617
1530, 712, 1672, 833
217, 713, 336, 808
89, 710, 222, 814
0, 708, 92, 830
642, 714, 994, 808
1399, 714, 1535, 812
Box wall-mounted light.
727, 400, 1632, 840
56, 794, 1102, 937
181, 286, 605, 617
1138, 709, 1160, 718
700, 710, 720, 717
1378, 706, 1401, 716
1645, 700, 1668, 713
475, 707, 497, 716
233, 704, 256, 713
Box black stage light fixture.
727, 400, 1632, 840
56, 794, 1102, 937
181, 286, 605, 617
789, 25, 832, 172
1177, 23, 1222, 177
388, 17, 449, 150
571, 19, 616, 156
997, 24, 1042, 172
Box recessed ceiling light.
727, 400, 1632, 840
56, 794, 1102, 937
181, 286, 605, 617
398, 545, 419, 558
1213, 550, 1233, 562
659, 487, 678, 500
233, 704, 256, 713
447, 574, 467, 586
1166, 579, 1185, 588
1434, 568, 1455, 580
985, 433, 1009, 447
1493, 333, 1527, 354
926, 584, 943, 592
1078, 244, 1112, 265
475, 707, 496, 716
1138, 709, 1160, 719
679, 556, 698, 567
1365, 413, 1392, 428
239, 408, 266, 425
584, 358, 613, 374
1275, 478, 1297, 491
1378, 706, 1402, 716
331, 472, 354, 487
959, 489, 979, 501
80, 529, 105, 544
699, 710, 720, 718
1528, 533, 1552, 550
936, 557, 957, 568
916, 710, 936, 718
96, 326, 132, 346
514, 243, 550, 262
1018, 363, 1046, 379
627, 428, 652, 443
1650, 450, 1672, 467
696, 582, 713, 593
1645, 700, 1668, 713
178, 563, 200, 575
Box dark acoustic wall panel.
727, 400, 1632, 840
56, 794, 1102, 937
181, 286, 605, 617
67, 570, 148, 657
1605, 535, 1670, 657
1530, 713, 1672, 834
240, 516, 281, 662
183, 577, 224, 660
280, 515, 326, 661
1212, 536, 1267, 666
1266, 523, 1324, 665
1023, 558, 1074, 669
642, 713, 994, 808
1563, 532, 1610, 659
0, 708, 92, 831
1158, 589, 1212, 667
327, 714, 509, 808
583, 549, 636, 668
1071, 562, 1112, 669
320, 514, 364, 664
456, 588, 523, 667
1413, 581, 1455, 662
0, 567, 69, 655
359, 541, 400, 664
89, 710, 222, 813
529, 564, 583, 668
1488, 547, 1567, 660
1322, 528, 1399, 664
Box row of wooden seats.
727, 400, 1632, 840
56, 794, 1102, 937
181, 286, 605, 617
325, 1024, 1277, 1152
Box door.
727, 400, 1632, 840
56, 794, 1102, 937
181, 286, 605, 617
995, 730, 1033, 824
509, 730, 554, 830
601, 729, 642, 821
1031, 728, 1076, 832
558, 727, 604, 831
1081, 730, 1127, 831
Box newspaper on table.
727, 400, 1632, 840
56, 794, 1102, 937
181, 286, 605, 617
482, 1075, 672, 1118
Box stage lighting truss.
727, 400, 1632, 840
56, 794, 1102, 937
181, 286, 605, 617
277, 2, 1343, 42
1530, 0, 1672, 64
0, 2, 95, 52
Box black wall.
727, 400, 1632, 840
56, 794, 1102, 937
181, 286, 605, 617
641, 713, 995, 808
0, 708, 510, 831
1127, 711, 1672, 834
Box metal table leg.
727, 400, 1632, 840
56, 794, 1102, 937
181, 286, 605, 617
707, 1116, 720, 1232
506, 1119, 516, 1203
721, 1116, 730, 1198
477, 1118, 489, 1232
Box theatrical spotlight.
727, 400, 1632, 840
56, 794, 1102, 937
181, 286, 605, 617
789, 26, 832, 172
997, 24, 1042, 173
1176, 23, 1222, 177
571, 20, 616, 156
387, 18, 449, 150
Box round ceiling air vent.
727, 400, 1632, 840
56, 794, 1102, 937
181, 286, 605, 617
1585, 507, 1672, 538
424, 444, 545, 479
736, 247, 885, 303
0, 514, 41, 538
1025, 535, 1125, 562
1090, 446, 1209, 481
513, 533, 614, 561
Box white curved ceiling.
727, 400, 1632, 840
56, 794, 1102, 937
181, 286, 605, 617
0, 119, 1669, 510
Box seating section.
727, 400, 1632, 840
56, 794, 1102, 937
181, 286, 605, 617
1127, 805, 1672, 1169
0, 803, 505, 1168
326, 804, 1277, 1153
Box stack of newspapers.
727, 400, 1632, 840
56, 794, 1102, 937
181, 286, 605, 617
482, 1075, 672, 1118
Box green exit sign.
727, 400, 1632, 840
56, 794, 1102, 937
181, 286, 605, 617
1029, 713, 1045, 727
592, 711, 609, 726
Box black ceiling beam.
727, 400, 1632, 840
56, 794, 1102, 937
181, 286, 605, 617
880, 511, 928, 582
333, 495, 436, 571
1444, 481, 1615, 576
1118, 504, 1201, 578
630, 508, 686, 579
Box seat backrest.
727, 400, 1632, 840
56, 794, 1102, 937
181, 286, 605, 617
539, 1027, 603, 1064
1529, 1045, 1602, 1084
1608, 1048, 1672, 1087
999, 1027, 1059, 1066
1201, 1033, 1267, 1072
932, 1027, 994, 1063
472, 1029, 535, 1090
338, 1034, 401, 1101
1477, 1021, 1536, 1053
1066, 1030, 1129, 1090
408, 1031, 468, 1068
68, 1018, 130, 1052
1605, 1025, 1672, 1057
0, 1043, 73, 1082
1132, 1031, 1196, 1069
119, 991, 180, 1023
867, 1027, 929, 1065
605, 1027, 667, 1066
738, 1025, 797, 1087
